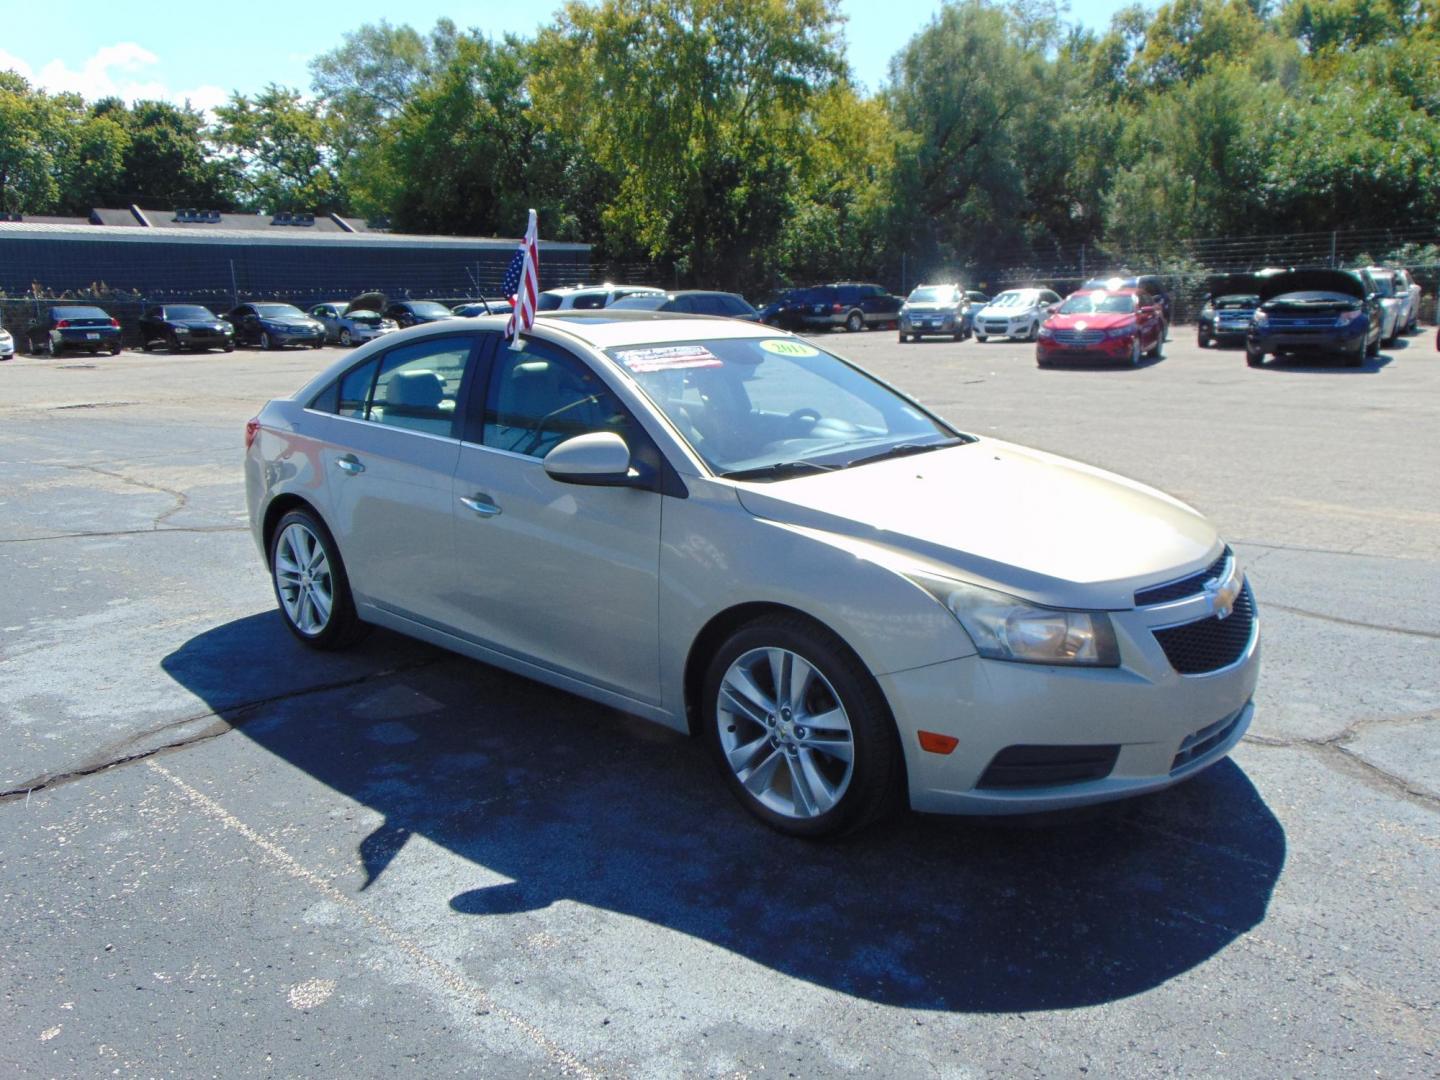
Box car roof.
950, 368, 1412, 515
53, 305, 108, 315
535, 310, 783, 350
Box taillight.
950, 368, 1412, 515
245, 417, 261, 450
55, 319, 71, 328
832, 303, 843, 313
109, 318, 120, 328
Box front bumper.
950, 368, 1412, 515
0, 334, 13, 358
901, 311, 961, 335
1037, 334, 1133, 362
1248, 325, 1365, 355
879, 590, 1261, 815
265, 326, 325, 346
976, 318, 1030, 337
345, 325, 393, 342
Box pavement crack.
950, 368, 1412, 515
1265, 602, 1440, 641
1242, 712, 1440, 810
62, 462, 190, 527
1228, 538, 1420, 561
0, 525, 248, 544
0, 657, 444, 803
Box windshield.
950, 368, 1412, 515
907, 287, 955, 304
608, 337, 962, 479
1368, 274, 1394, 297
1213, 294, 1259, 308
409, 301, 452, 316
166, 305, 215, 319
1059, 292, 1136, 314
989, 291, 1032, 308
610, 295, 668, 310
254, 303, 305, 317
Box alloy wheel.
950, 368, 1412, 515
716, 646, 855, 820
273, 522, 334, 636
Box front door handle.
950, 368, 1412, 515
335, 455, 365, 475
460, 494, 502, 517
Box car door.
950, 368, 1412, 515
447, 333, 663, 703
318, 332, 479, 625
230, 305, 258, 344
1136, 293, 1162, 349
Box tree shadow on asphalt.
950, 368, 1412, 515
164, 612, 1286, 1014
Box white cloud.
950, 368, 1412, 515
0, 43, 228, 114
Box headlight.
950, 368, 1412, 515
1252, 309, 1269, 326
907, 572, 1120, 666
1104, 324, 1135, 339
1038, 326, 1055, 339
1335, 309, 1363, 326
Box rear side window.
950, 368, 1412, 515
570, 293, 607, 310
368, 336, 473, 436
536, 292, 562, 311
336, 359, 378, 417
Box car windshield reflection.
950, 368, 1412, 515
609, 337, 966, 479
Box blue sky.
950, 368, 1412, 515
0, 0, 1146, 110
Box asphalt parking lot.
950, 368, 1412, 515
2, 329, 1436, 1077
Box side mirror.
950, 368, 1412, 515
543, 431, 632, 486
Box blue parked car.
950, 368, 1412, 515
25, 305, 123, 357
1245, 268, 1383, 368
1197, 271, 1289, 348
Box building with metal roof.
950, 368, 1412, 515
0, 208, 593, 305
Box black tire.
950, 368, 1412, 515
109, 343, 121, 356
1367, 332, 1380, 358
261, 331, 275, 351
702, 614, 902, 838
1128, 336, 1142, 366
1246, 345, 1265, 367
44, 337, 56, 358
1036, 353, 1050, 368
975, 334, 987, 343
952, 332, 963, 341
268, 508, 368, 650
1197, 332, 1209, 349
1147, 333, 1163, 360
312, 338, 324, 349
1345, 343, 1365, 368
845, 311, 864, 333
340, 328, 353, 347
168, 332, 182, 353
224, 342, 235, 352
1026, 321, 1039, 342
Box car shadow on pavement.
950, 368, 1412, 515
164, 613, 1286, 1014
1255, 352, 1394, 374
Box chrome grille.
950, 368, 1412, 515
1135, 548, 1231, 607
1052, 329, 1105, 345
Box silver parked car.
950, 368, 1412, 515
973, 288, 1062, 342
245, 313, 1260, 836
308, 302, 399, 347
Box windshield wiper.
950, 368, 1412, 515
721, 460, 839, 482
844, 438, 967, 469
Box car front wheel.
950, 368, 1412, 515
261, 331, 275, 351
269, 509, 366, 649
703, 614, 901, 838
1246, 344, 1265, 367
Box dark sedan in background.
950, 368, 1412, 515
608, 290, 759, 319
385, 300, 460, 328
139, 304, 235, 352
226, 303, 326, 350
453, 299, 514, 317
1245, 268, 1382, 367
25, 305, 123, 356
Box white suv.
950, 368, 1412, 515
536, 284, 665, 311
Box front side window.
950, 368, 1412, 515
608, 337, 960, 479
481, 342, 633, 458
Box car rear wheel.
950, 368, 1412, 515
845, 311, 864, 333
703, 614, 901, 838
269, 509, 366, 650
109, 343, 121, 356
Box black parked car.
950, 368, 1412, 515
25, 305, 122, 356
1196, 271, 1287, 348
385, 300, 460, 328
452, 298, 513, 317
758, 288, 811, 330
608, 290, 760, 319
139, 304, 235, 353
225, 303, 326, 350
1245, 268, 1382, 368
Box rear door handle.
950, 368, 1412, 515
335, 455, 365, 475
460, 494, 502, 517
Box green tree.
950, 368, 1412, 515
530, 0, 846, 288
88, 98, 235, 210
212, 85, 345, 213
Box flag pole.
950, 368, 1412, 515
508, 209, 540, 350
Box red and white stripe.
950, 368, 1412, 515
507, 209, 540, 348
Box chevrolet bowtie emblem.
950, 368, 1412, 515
1204, 574, 1240, 620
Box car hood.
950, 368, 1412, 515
1259, 269, 1364, 302
977, 304, 1035, 319
1046, 312, 1133, 330
732, 440, 1217, 609
904, 303, 959, 313
173, 318, 229, 329
262, 316, 316, 326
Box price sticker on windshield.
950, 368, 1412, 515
616, 345, 724, 373
759, 339, 819, 357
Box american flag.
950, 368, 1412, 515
504, 209, 540, 348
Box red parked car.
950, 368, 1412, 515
1036, 288, 1166, 367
